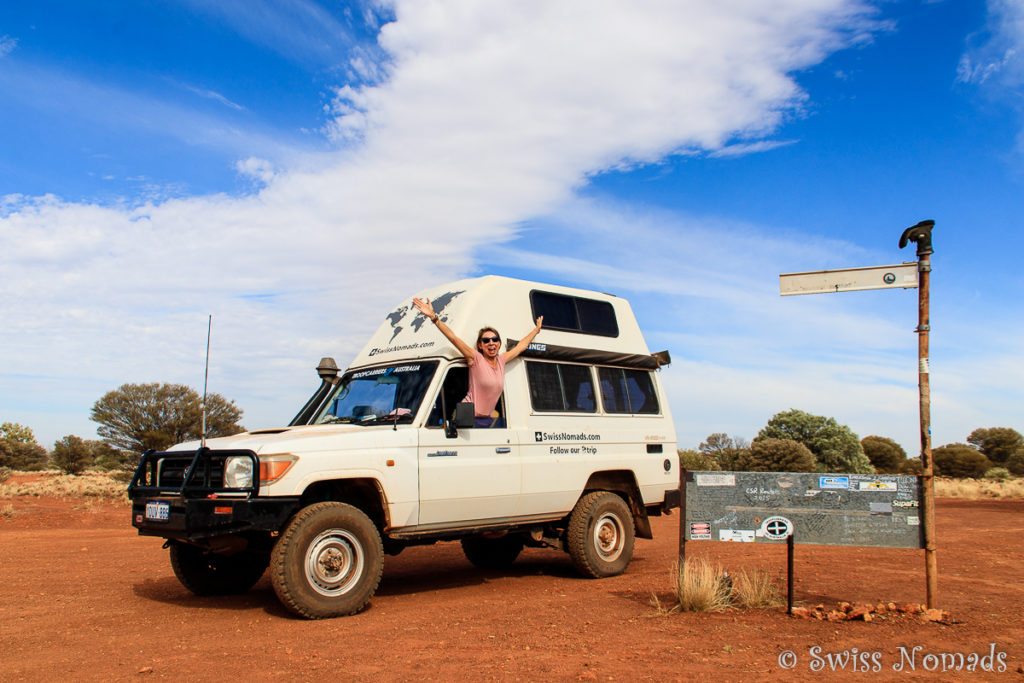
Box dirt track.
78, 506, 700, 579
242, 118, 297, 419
1, 496, 1022, 681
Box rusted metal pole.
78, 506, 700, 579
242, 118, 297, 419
899, 219, 937, 609
787, 534, 795, 614
678, 468, 687, 571
917, 250, 937, 608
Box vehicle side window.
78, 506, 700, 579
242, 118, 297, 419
526, 361, 596, 413
427, 367, 469, 427
598, 367, 659, 414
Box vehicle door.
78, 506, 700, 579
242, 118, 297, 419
418, 365, 521, 525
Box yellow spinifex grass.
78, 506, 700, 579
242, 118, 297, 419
933, 476, 1024, 500
675, 556, 732, 612
0, 470, 128, 501
731, 568, 785, 609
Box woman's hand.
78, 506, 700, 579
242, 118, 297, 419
412, 297, 435, 319
413, 296, 474, 362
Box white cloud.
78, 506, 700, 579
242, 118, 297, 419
957, 1, 1024, 86
0, 35, 16, 57
710, 139, 799, 158
178, 82, 247, 111
2, 1, 891, 446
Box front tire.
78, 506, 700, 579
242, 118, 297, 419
461, 534, 525, 570
169, 543, 269, 596
566, 491, 635, 578
270, 502, 384, 619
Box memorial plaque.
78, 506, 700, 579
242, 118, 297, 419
684, 471, 924, 549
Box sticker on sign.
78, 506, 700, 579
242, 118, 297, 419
695, 473, 735, 487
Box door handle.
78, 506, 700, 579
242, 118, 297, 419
495, 447, 511, 454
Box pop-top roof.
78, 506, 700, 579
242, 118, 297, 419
347, 275, 653, 370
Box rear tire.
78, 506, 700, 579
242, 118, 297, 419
169, 543, 268, 596
566, 491, 635, 578
270, 502, 383, 619
461, 534, 524, 570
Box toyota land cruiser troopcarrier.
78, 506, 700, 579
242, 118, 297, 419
129, 276, 680, 619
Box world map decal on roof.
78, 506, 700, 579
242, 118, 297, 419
385, 289, 465, 343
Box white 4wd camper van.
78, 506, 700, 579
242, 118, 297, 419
129, 276, 680, 619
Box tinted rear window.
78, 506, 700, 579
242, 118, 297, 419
526, 361, 596, 413
530, 290, 618, 337
598, 367, 659, 414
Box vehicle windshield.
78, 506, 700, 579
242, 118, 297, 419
314, 362, 438, 426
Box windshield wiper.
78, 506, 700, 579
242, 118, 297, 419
361, 413, 414, 426
318, 415, 365, 425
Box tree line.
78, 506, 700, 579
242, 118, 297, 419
2, 388, 1021, 479
0, 383, 244, 476
679, 409, 1024, 477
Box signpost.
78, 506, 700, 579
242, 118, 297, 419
775, 220, 938, 608
779, 263, 918, 296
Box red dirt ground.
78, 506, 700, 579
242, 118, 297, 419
1, 495, 1021, 681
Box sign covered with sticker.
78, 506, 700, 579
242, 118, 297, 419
683, 471, 924, 549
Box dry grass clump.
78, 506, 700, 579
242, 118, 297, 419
675, 556, 733, 612
0, 503, 15, 519
731, 568, 786, 609
653, 558, 785, 614
934, 477, 1024, 500
0, 470, 128, 501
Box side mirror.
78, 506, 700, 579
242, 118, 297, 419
446, 402, 476, 438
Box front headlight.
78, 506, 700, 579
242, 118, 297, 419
223, 456, 255, 489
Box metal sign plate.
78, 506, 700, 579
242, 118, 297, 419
780, 263, 918, 296
684, 471, 924, 548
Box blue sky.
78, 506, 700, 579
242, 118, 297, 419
1, 0, 1022, 456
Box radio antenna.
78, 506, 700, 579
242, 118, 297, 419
201, 314, 212, 448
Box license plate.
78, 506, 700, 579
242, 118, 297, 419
145, 501, 170, 521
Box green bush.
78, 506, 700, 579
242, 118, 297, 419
861, 435, 906, 473
51, 435, 93, 476
933, 443, 991, 478
736, 438, 817, 472
983, 467, 1011, 481
1006, 450, 1024, 476
678, 449, 721, 471
0, 422, 48, 471
900, 457, 924, 475
967, 427, 1023, 466
757, 409, 872, 473
698, 433, 749, 470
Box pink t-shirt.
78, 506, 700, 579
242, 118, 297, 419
463, 350, 506, 417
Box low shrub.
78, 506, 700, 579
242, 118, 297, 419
675, 556, 732, 612
984, 467, 1011, 481
677, 449, 721, 471
732, 568, 785, 609
932, 444, 991, 478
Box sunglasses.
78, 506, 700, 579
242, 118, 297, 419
480, 336, 501, 344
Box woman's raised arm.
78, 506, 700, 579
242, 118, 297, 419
503, 316, 544, 363
412, 297, 476, 364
